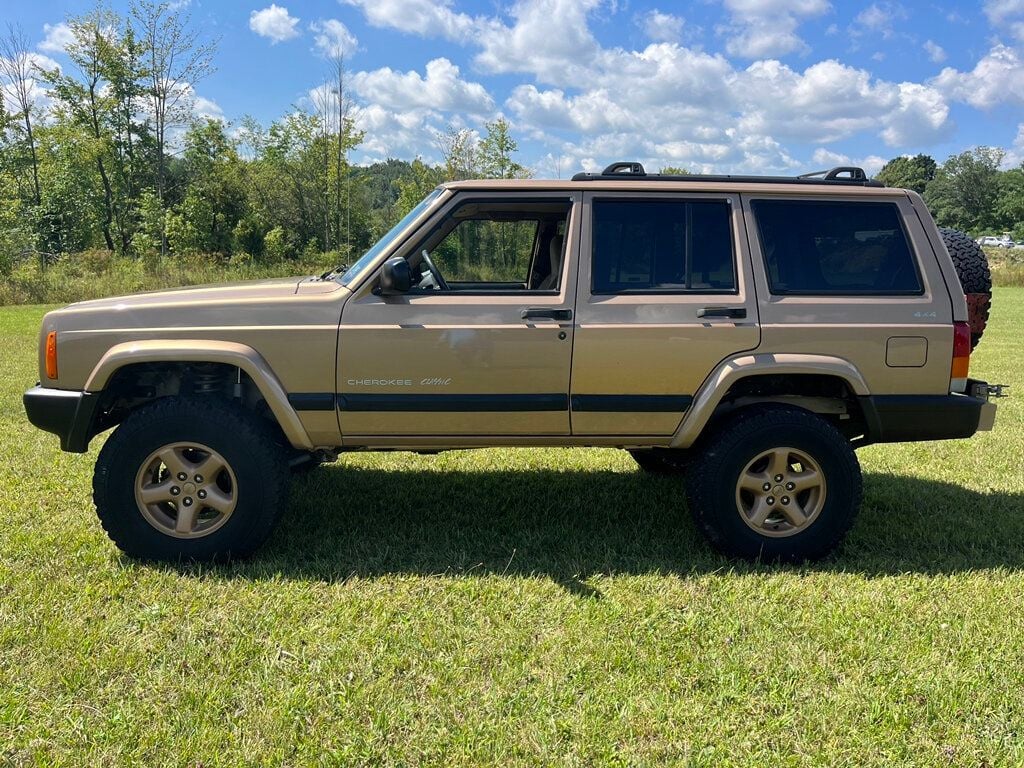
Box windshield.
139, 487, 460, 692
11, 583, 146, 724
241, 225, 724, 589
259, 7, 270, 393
339, 188, 445, 285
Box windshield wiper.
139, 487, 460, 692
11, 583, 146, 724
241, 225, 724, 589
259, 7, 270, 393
319, 264, 350, 281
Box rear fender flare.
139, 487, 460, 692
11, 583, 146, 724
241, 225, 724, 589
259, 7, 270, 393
670, 353, 870, 449
85, 339, 315, 450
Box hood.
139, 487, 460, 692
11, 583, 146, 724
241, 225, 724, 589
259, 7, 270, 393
66, 276, 308, 312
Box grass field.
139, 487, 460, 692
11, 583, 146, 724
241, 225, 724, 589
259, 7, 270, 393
2, 293, 1024, 767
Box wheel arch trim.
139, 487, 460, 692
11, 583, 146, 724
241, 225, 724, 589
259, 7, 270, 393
670, 353, 870, 449
85, 339, 314, 450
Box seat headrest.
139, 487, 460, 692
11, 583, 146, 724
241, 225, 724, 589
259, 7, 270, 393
549, 234, 564, 269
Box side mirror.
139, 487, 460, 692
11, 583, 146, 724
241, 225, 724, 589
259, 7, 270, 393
378, 257, 412, 295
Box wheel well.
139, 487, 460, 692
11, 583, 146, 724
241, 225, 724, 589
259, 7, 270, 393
710, 373, 868, 442
92, 362, 288, 445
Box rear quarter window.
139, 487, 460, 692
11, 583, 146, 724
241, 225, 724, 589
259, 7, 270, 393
752, 199, 923, 295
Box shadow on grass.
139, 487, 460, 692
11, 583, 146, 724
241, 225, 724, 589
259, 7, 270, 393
149, 462, 1024, 585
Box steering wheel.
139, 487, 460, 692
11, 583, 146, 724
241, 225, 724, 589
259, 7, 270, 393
419, 249, 449, 291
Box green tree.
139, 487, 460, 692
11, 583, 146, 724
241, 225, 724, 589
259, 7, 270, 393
996, 166, 1024, 240
43, 9, 125, 252
396, 158, 443, 217
659, 166, 691, 175
876, 154, 937, 194
924, 148, 1005, 234
477, 118, 529, 179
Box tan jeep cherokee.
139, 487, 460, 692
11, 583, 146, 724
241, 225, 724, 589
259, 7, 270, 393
24, 162, 1003, 563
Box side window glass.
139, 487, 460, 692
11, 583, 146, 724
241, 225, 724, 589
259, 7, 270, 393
752, 200, 923, 295
412, 201, 572, 291
591, 200, 736, 294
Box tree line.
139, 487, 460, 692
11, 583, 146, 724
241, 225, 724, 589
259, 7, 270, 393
876, 150, 1024, 239
2, 2, 1022, 280
0, 3, 528, 275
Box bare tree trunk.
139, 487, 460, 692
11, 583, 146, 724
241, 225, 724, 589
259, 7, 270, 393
0, 25, 42, 208
131, 0, 216, 256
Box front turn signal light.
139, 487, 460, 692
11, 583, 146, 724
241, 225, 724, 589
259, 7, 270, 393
45, 331, 57, 379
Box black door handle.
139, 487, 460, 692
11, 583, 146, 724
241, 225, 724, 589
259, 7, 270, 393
521, 307, 573, 321
697, 306, 747, 319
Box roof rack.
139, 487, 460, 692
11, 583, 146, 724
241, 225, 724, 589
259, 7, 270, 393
571, 161, 884, 187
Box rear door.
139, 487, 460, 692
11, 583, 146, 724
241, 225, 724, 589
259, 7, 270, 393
570, 191, 760, 435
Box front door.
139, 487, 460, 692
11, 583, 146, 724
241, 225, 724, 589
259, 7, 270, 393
570, 191, 760, 435
337, 191, 581, 438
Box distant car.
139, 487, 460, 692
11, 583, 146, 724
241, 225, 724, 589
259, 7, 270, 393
978, 236, 1010, 248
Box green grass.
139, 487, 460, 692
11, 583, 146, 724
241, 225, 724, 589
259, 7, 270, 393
2, 292, 1024, 766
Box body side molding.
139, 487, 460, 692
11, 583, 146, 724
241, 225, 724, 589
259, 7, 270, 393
670, 353, 871, 449
85, 339, 315, 450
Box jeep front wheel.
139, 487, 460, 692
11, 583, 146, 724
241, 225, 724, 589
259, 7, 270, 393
686, 407, 862, 563
93, 397, 289, 562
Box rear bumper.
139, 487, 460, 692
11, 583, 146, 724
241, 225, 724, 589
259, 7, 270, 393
859, 384, 996, 444
23, 386, 100, 453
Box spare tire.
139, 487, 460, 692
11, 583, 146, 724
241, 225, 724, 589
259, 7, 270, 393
939, 227, 991, 350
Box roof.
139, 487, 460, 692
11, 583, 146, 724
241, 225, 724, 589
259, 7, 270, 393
441, 162, 902, 196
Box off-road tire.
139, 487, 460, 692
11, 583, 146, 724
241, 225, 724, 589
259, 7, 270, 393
628, 448, 691, 475
686, 406, 862, 563
939, 227, 991, 350
93, 397, 289, 562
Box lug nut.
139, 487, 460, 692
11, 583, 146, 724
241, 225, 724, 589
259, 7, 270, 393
762, 482, 772, 492
766, 497, 775, 505
182, 497, 193, 507
197, 489, 207, 500
194, 475, 203, 483
774, 474, 784, 482
170, 486, 180, 496
176, 472, 187, 481
781, 496, 790, 505
785, 482, 795, 491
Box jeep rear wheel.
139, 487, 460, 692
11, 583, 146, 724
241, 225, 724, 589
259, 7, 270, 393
686, 406, 861, 563
93, 397, 289, 562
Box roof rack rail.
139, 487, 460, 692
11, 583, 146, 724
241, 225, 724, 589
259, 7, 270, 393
571, 162, 883, 187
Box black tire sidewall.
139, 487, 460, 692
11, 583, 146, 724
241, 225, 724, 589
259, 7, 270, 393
94, 399, 285, 561
691, 412, 859, 562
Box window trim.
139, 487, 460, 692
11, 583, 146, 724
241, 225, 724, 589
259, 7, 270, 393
589, 197, 739, 296
400, 196, 575, 296
751, 198, 926, 298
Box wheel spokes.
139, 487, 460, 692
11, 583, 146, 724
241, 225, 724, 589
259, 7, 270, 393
203, 487, 236, 515
138, 480, 175, 506
158, 447, 189, 479
175, 503, 199, 534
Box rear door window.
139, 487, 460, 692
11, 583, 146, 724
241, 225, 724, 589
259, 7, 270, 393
591, 200, 736, 294
752, 199, 922, 295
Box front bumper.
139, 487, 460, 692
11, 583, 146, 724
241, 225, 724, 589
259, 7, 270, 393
859, 379, 998, 444
23, 386, 101, 453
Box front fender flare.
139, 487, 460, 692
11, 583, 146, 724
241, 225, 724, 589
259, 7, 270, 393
670, 353, 870, 449
86, 339, 314, 450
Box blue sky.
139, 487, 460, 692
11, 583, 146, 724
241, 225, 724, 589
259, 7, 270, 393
6, 0, 1024, 176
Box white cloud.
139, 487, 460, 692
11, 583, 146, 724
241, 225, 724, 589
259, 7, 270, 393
986, 0, 1024, 22
38, 22, 74, 54
923, 40, 946, 63
351, 58, 493, 114
341, 0, 482, 42
310, 19, 357, 58
985, 0, 1024, 39
640, 10, 686, 43
933, 44, 1024, 108
855, 3, 902, 34
249, 4, 301, 44
475, 0, 603, 85
718, 0, 831, 58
